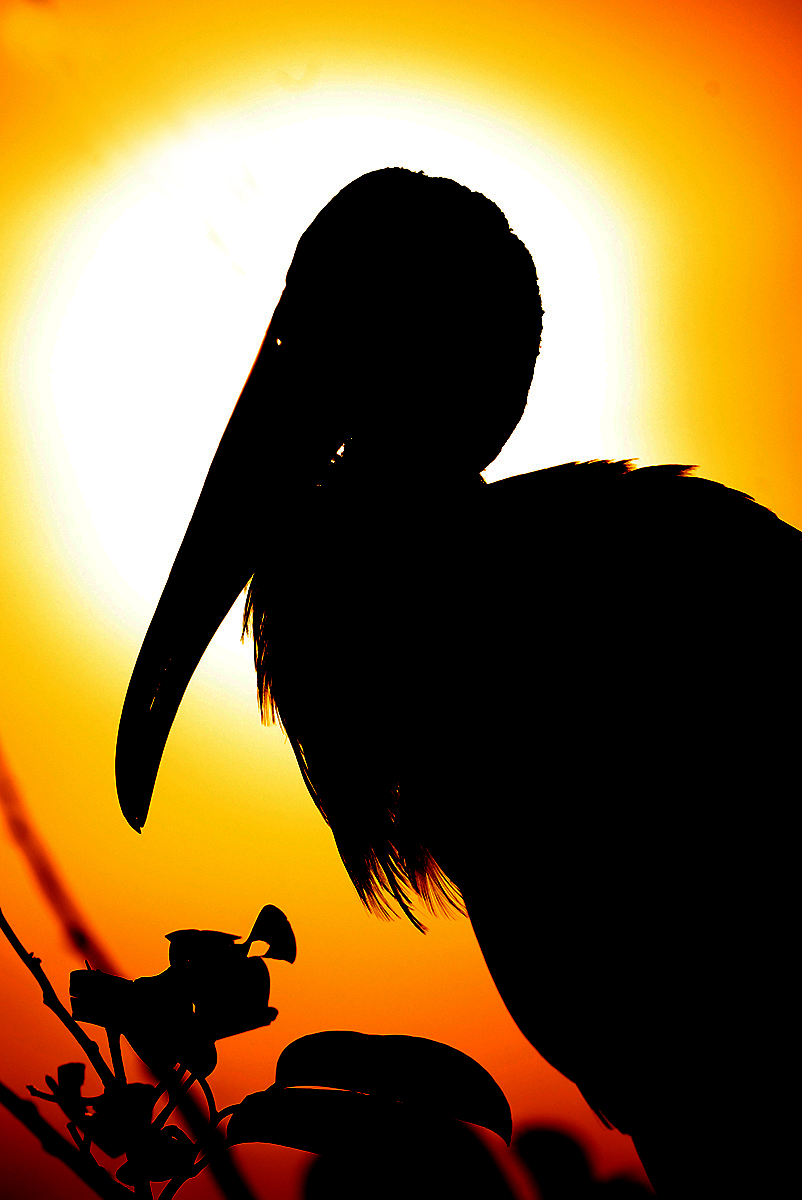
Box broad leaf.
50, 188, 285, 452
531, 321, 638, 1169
227, 1085, 397, 1153
117, 1124, 196, 1183
69, 906, 288, 1076
275, 1032, 511, 1143
243, 905, 297, 963
227, 1032, 511, 1146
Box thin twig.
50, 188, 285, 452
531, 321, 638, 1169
108, 1031, 127, 1084
151, 1068, 260, 1199
215, 1105, 238, 1123
1, 906, 260, 1199
0, 1079, 132, 1200
66, 1120, 86, 1151
158, 1174, 187, 1200
0, 905, 116, 1090
163, 1067, 258, 1200
0, 736, 121, 973
157, 1146, 212, 1200
197, 1075, 217, 1123
153, 1071, 196, 1131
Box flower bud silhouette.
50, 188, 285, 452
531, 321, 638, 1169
69, 906, 292, 1077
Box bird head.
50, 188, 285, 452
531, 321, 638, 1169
115, 167, 543, 833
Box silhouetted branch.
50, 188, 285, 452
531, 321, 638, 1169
108, 1030, 126, 1083
197, 1075, 218, 1123
146, 1064, 257, 1200
0, 1079, 132, 1200
152, 1071, 196, 1131
0, 905, 116, 1089
0, 904, 260, 1200
158, 1174, 187, 1200
0, 735, 120, 974
174, 1081, 257, 1200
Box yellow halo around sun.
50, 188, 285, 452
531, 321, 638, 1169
22, 98, 629, 670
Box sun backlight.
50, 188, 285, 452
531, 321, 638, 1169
34, 100, 626, 650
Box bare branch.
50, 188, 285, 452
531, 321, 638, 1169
197, 1075, 217, 1123
108, 1031, 127, 1084
152, 1071, 196, 1131
0, 905, 116, 1090
0, 1079, 133, 1200
0, 735, 121, 974
157, 1175, 185, 1200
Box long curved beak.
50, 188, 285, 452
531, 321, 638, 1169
115, 327, 281, 831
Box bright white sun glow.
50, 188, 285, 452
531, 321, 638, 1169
21, 99, 630, 672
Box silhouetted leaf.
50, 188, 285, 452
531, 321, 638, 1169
168, 939, 279, 1040
273, 1032, 512, 1144
84, 1083, 159, 1158
117, 1124, 196, 1183
32, 1062, 88, 1128
227, 1033, 512, 1151
69, 968, 135, 1028
303, 1109, 519, 1199
70, 965, 217, 1077
166, 929, 240, 967
51, 1063, 87, 1124
56, 1063, 85, 1092
69, 914, 287, 1077
227, 1084, 425, 1153
243, 905, 297, 963
33, 1065, 160, 1158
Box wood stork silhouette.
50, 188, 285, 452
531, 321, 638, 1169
116, 168, 798, 1198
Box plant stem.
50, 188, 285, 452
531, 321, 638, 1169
153, 1071, 196, 1130
215, 1105, 238, 1124
157, 1174, 186, 1200
163, 1067, 258, 1200
156, 1149, 211, 1200
1, 904, 261, 1200
197, 1075, 217, 1123
108, 1031, 126, 1083
0, 906, 116, 1090
0, 1079, 132, 1200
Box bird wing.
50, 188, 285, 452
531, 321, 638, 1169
452, 460, 800, 1148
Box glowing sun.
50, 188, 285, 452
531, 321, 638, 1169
26, 101, 626, 659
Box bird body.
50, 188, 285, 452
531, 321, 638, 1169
436, 462, 797, 1198
115, 169, 798, 1196
251, 456, 799, 1196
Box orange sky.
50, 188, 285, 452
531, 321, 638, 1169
1, 1, 800, 1197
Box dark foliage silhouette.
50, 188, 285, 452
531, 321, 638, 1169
68, 905, 294, 1081
115, 167, 799, 1197
1, 905, 511, 1198
514, 1128, 654, 1199
302, 1113, 517, 1200
516, 1127, 594, 1200
299, 1121, 659, 1200
1, 904, 295, 1197
228, 1030, 511, 1150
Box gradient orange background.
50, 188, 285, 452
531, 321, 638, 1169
1, 1, 800, 1197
